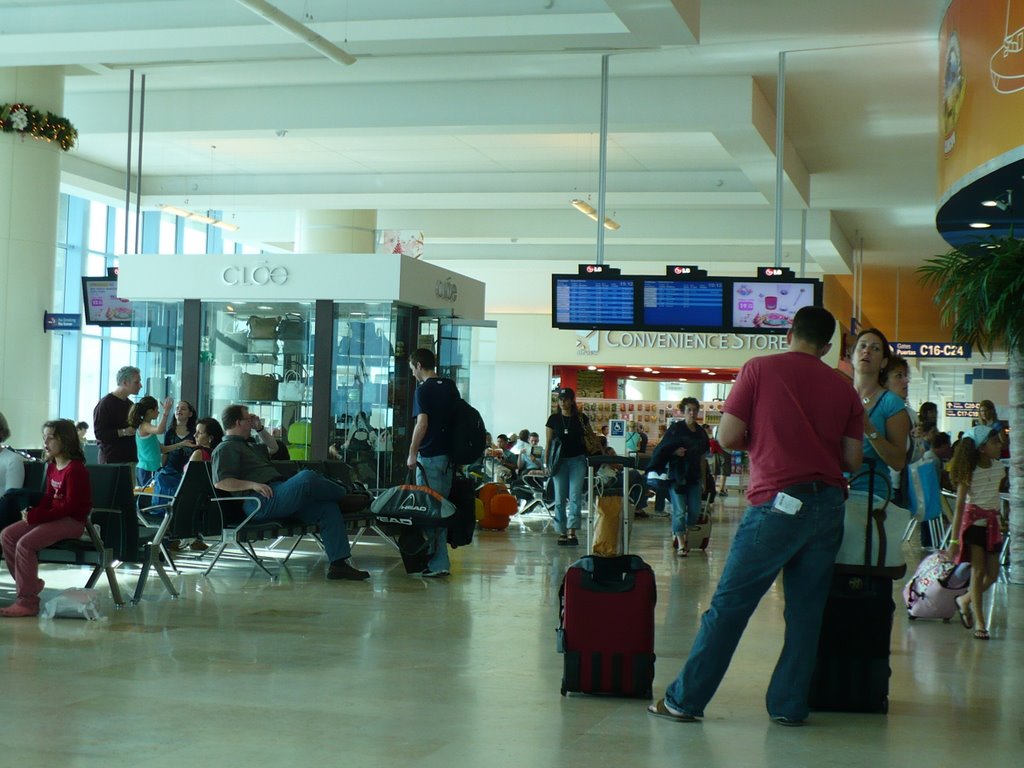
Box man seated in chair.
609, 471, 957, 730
211, 405, 370, 581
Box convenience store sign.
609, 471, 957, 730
577, 330, 789, 356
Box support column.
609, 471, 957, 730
294, 210, 377, 253
0, 67, 64, 445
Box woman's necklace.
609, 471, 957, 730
560, 414, 570, 435
859, 387, 882, 406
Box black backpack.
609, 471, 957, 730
449, 396, 487, 466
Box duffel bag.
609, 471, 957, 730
370, 464, 457, 527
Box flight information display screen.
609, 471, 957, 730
552, 277, 637, 328
641, 280, 724, 328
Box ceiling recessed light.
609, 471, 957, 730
643, 367, 652, 372
981, 200, 999, 207
628, 375, 637, 379
679, 377, 687, 382
257, 305, 273, 310
700, 368, 711, 374
587, 365, 597, 371
970, 222, 992, 229
651, 370, 660, 374
597, 368, 605, 372
708, 371, 716, 376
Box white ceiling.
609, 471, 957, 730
0, 0, 952, 274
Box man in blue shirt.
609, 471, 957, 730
407, 348, 459, 577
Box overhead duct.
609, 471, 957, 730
234, 0, 357, 66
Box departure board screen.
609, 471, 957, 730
641, 280, 724, 328
552, 277, 637, 328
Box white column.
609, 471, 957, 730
294, 210, 377, 253
0, 67, 64, 446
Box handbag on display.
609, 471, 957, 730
276, 313, 305, 341
279, 369, 307, 401
239, 372, 280, 402
247, 315, 279, 340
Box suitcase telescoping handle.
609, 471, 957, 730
848, 457, 892, 570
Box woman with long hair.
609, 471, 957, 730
849, 328, 911, 495
544, 388, 590, 545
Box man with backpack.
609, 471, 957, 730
407, 348, 460, 577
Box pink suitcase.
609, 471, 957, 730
903, 552, 970, 621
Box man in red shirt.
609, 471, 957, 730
649, 306, 863, 726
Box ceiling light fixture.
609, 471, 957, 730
969, 222, 992, 229
571, 199, 621, 231
159, 204, 240, 232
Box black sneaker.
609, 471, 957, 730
327, 561, 371, 581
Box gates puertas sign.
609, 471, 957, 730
945, 401, 980, 418
891, 341, 971, 358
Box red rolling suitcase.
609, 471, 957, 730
557, 554, 656, 697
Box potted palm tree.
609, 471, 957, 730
919, 237, 1023, 584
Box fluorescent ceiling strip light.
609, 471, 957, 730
159, 204, 239, 231
571, 198, 620, 231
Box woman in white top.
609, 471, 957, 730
0, 411, 25, 494
0, 410, 28, 532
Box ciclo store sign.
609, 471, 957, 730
575, 330, 789, 356
221, 262, 289, 286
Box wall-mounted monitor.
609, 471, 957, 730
551, 275, 637, 329
82, 276, 134, 327
641, 279, 725, 330
730, 279, 820, 333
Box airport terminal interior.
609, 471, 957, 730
1, 2, 1021, 767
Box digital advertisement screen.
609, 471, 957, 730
642, 280, 724, 328
731, 281, 816, 331
82, 277, 134, 327
552, 277, 636, 329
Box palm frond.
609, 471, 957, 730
917, 237, 1024, 357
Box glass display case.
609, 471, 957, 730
330, 302, 415, 488
199, 301, 315, 454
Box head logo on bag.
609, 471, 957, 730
398, 493, 429, 514
376, 515, 414, 526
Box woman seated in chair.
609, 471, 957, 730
1, 419, 91, 618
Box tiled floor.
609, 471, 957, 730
1, 496, 1019, 768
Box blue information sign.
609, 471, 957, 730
891, 341, 971, 358
43, 312, 82, 332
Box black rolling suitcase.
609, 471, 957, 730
808, 460, 902, 714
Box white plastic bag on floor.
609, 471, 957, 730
41, 588, 103, 620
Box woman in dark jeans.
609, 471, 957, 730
649, 397, 709, 556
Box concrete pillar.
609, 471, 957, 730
0, 67, 64, 445
294, 210, 377, 253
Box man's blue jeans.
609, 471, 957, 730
669, 482, 703, 536
416, 454, 453, 572
664, 483, 845, 721
249, 470, 351, 562
552, 454, 587, 533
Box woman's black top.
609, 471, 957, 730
653, 421, 709, 484
545, 411, 589, 458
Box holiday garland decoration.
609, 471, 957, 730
0, 102, 78, 151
